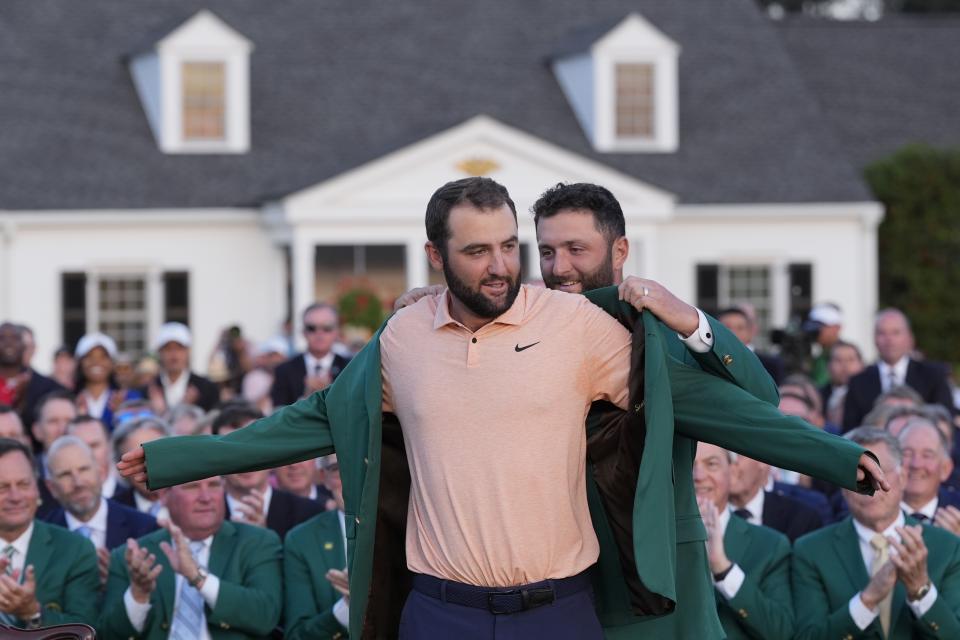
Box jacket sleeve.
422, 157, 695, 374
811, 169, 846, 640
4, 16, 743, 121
98, 546, 147, 640
724, 534, 794, 640
39, 536, 100, 627
208, 529, 284, 637
583, 286, 778, 405
666, 355, 872, 493
144, 386, 335, 490
912, 536, 960, 639
284, 533, 347, 639
791, 539, 864, 640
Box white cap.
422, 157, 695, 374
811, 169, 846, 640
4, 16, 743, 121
75, 332, 118, 360
155, 322, 192, 350
256, 336, 289, 357
808, 303, 843, 327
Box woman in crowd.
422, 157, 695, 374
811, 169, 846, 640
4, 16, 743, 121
74, 332, 144, 429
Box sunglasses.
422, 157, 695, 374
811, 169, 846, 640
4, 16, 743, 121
304, 324, 337, 333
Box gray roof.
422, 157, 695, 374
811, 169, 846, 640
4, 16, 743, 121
779, 14, 960, 171
0, 0, 875, 209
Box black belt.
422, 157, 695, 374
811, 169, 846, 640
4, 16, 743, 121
412, 570, 591, 615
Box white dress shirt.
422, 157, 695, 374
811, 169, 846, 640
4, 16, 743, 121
64, 497, 109, 549
80, 389, 110, 420
332, 510, 350, 628
1, 522, 33, 578
848, 513, 938, 629
679, 309, 715, 353
133, 491, 169, 522
878, 356, 910, 393
161, 371, 191, 409
304, 352, 336, 378
736, 488, 765, 527
226, 485, 273, 524
713, 507, 746, 599
901, 496, 939, 522
124, 534, 221, 639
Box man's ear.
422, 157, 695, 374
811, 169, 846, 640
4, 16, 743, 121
940, 455, 955, 483
611, 236, 629, 271
425, 242, 444, 272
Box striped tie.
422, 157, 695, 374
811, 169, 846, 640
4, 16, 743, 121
168, 541, 206, 640
0, 545, 15, 624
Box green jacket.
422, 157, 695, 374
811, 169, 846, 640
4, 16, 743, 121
715, 516, 793, 640
284, 511, 349, 640
99, 521, 283, 639
792, 516, 960, 639
6, 520, 100, 628
143, 286, 871, 639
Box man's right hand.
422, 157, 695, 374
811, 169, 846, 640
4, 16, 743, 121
125, 539, 162, 604
117, 447, 148, 484
859, 559, 896, 610
393, 285, 445, 312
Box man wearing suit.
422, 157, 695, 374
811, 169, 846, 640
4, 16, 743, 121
0, 322, 65, 431
111, 416, 172, 520
717, 306, 785, 385
793, 427, 960, 639
843, 309, 956, 430
100, 475, 283, 639
820, 341, 864, 428
123, 179, 885, 639
0, 438, 99, 629
727, 453, 824, 541
694, 442, 794, 640
42, 435, 156, 584
284, 455, 350, 639
213, 404, 322, 540
898, 419, 960, 536
270, 303, 351, 409
153, 322, 220, 412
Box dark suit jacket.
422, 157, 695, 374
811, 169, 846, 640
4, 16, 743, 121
270, 353, 351, 409
842, 360, 957, 430
43, 498, 158, 551
284, 511, 348, 639
763, 490, 824, 542
155, 371, 220, 411
18, 368, 65, 430
772, 481, 834, 525
793, 516, 960, 639
717, 516, 793, 640
225, 487, 322, 541
756, 351, 785, 386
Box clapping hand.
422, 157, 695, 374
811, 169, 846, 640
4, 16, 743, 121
125, 539, 162, 604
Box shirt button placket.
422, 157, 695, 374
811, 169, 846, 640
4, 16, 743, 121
467, 335, 479, 367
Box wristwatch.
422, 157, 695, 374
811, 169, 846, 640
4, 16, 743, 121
908, 581, 932, 602
189, 566, 208, 589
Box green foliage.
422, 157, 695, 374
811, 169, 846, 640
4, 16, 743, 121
865, 144, 960, 365
337, 285, 386, 332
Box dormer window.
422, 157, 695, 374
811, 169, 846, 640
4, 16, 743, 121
128, 10, 252, 154
182, 61, 226, 141
615, 62, 655, 139
552, 13, 679, 153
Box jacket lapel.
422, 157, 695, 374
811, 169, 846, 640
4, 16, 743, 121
208, 520, 237, 580
723, 513, 750, 566
24, 521, 53, 581
834, 519, 870, 593
153, 530, 176, 624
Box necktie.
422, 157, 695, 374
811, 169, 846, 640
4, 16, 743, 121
148, 501, 162, 517
0, 546, 16, 624
911, 512, 929, 523
870, 533, 892, 637
75, 525, 93, 540
732, 508, 752, 522
887, 368, 898, 392
169, 541, 206, 640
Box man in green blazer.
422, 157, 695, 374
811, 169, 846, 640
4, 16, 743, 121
121, 179, 884, 639
99, 475, 283, 639
694, 441, 793, 640
284, 455, 349, 639
0, 438, 100, 630
793, 427, 960, 639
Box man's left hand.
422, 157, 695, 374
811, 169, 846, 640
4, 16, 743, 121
857, 453, 890, 492
158, 520, 199, 580
890, 525, 931, 596
618, 277, 699, 337
0, 565, 40, 620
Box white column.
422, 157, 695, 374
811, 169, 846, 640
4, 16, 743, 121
146, 266, 163, 355
406, 238, 428, 290
0, 221, 13, 319
770, 259, 789, 330
860, 218, 880, 362
291, 232, 315, 338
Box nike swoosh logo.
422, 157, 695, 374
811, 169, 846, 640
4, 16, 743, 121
515, 342, 540, 352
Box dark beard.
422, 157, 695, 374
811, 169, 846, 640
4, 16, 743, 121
542, 250, 615, 292
443, 259, 522, 319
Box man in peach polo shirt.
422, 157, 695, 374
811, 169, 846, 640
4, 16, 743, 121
121, 177, 886, 640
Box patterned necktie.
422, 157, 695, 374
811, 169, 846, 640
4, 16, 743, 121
169, 541, 206, 640
870, 533, 892, 638
0, 546, 16, 624
732, 508, 752, 522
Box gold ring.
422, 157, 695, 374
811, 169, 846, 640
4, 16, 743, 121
642, 287, 649, 297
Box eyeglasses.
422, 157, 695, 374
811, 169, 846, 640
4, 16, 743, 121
304, 324, 337, 333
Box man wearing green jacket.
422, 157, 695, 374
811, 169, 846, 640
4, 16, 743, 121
121, 178, 884, 639
0, 438, 100, 630
99, 475, 282, 639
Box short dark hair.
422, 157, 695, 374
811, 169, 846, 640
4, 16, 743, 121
302, 302, 338, 322
211, 402, 264, 435
831, 340, 863, 363
424, 177, 517, 256
35, 389, 76, 422
0, 437, 35, 468
531, 183, 626, 242
717, 307, 750, 323
0, 403, 15, 415
67, 414, 110, 439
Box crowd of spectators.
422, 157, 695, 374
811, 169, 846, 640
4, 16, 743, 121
0, 297, 959, 638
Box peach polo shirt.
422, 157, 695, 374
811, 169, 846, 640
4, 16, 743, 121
380, 284, 631, 587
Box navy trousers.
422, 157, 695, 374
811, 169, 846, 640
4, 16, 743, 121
398, 577, 603, 640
